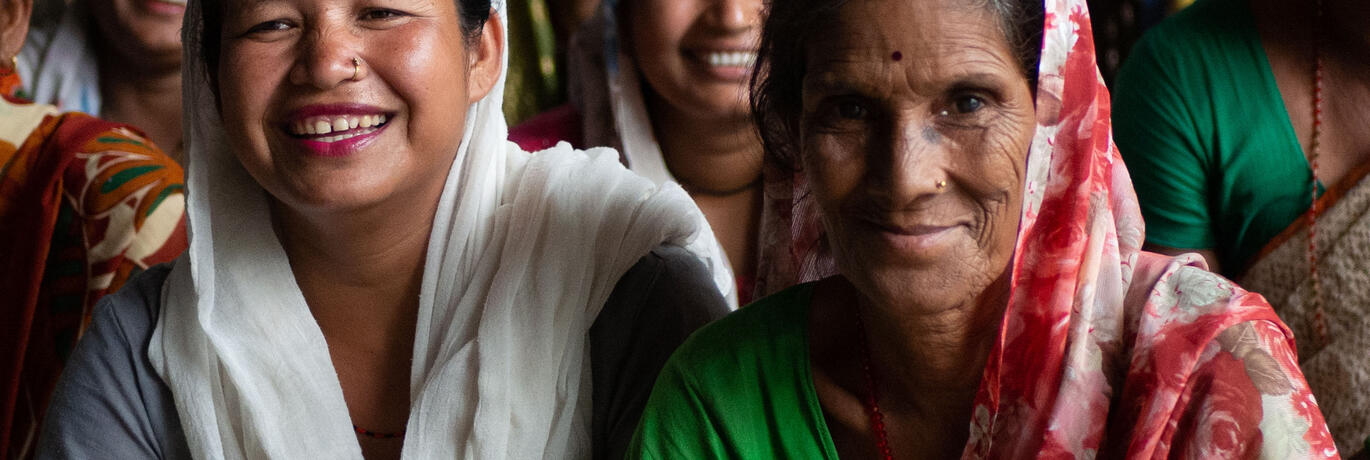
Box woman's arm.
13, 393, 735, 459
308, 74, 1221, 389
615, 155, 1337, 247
36, 265, 188, 459
590, 245, 729, 460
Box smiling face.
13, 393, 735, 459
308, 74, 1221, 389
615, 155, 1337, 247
216, 0, 500, 216
800, 0, 1036, 311
626, 0, 763, 121
90, 0, 186, 68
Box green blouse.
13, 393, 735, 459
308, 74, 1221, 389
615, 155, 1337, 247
627, 283, 840, 459
1112, 0, 1319, 275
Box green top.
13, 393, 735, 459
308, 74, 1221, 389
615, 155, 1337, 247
1112, 0, 1320, 275
627, 282, 840, 459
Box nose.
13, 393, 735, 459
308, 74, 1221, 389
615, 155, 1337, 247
288, 22, 363, 89
874, 116, 948, 203
705, 0, 762, 33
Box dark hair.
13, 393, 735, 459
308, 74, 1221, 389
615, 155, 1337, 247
196, 0, 493, 98
749, 0, 1045, 170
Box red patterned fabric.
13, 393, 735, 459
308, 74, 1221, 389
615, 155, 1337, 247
755, 0, 1338, 457
0, 91, 186, 459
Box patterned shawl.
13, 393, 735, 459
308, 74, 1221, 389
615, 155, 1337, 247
755, 0, 1339, 457
0, 86, 185, 459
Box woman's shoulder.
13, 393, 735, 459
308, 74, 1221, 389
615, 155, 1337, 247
1121, 0, 1261, 86
665, 282, 816, 376
38, 262, 190, 458
509, 104, 584, 152
1107, 253, 1337, 457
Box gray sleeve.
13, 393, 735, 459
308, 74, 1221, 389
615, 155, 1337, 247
589, 245, 730, 460
36, 265, 189, 460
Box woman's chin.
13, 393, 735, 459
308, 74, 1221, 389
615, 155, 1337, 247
270, 178, 406, 217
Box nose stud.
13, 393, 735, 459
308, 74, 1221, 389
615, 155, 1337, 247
935, 180, 947, 191
351, 57, 362, 81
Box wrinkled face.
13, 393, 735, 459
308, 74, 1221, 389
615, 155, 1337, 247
801, 0, 1035, 311
89, 0, 186, 65
218, 0, 499, 215
627, 0, 763, 120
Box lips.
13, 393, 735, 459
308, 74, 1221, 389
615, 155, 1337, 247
142, 0, 186, 15
280, 104, 393, 157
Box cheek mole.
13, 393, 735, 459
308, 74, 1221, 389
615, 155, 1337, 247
891, 50, 902, 61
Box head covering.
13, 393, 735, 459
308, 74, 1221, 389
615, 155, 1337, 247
147, 0, 726, 458
17, 1, 102, 114
755, 0, 1338, 457
564, 0, 740, 303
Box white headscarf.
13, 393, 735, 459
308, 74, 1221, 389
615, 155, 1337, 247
18, 1, 102, 114
563, 0, 741, 304
147, 0, 725, 458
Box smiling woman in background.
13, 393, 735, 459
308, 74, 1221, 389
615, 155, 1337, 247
629, 0, 1337, 457
35, 0, 729, 458
510, 0, 765, 305
1, 0, 185, 457
20, 0, 188, 161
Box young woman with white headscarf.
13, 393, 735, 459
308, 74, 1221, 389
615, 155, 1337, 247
34, 0, 730, 458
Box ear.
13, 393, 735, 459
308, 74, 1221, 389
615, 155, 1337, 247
465, 8, 504, 105
0, 0, 34, 64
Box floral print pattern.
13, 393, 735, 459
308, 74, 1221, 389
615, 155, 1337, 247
755, 0, 1339, 457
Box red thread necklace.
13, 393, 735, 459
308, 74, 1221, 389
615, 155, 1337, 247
854, 307, 895, 460
1306, 0, 1330, 348
353, 424, 405, 440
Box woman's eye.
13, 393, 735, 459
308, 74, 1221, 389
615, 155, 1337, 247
836, 101, 868, 120
246, 20, 292, 34
953, 95, 984, 114
362, 9, 404, 20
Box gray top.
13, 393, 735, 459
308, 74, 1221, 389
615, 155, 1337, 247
37, 245, 728, 460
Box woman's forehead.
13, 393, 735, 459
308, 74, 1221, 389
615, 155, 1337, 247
805, 0, 1016, 77
221, 0, 453, 13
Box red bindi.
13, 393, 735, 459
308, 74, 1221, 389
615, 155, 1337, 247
891, 51, 902, 61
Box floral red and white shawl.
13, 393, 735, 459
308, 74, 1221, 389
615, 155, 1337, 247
754, 0, 1340, 457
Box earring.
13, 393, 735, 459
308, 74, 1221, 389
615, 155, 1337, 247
0, 56, 16, 76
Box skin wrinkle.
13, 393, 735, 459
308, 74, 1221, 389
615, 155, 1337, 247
797, 0, 1037, 457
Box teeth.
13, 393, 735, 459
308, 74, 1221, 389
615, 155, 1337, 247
313, 126, 380, 143
704, 51, 756, 68
287, 114, 388, 136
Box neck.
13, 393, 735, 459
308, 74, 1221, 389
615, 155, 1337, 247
645, 92, 763, 195
851, 273, 1007, 417
95, 42, 183, 162
272, 199, 436, 338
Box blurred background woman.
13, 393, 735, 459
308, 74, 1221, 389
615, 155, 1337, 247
20, 0, 187, 161
1114, 0, 1370, 453
1, 0, 185, 457
510, 0, 764, 305
37, 0, 728, 458
630, 0, 1337, 457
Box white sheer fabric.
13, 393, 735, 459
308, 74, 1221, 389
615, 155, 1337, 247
147, 0, 725, 458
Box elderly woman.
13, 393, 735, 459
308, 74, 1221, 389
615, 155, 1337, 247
629, 0, 1338, 457
36, 0, 729, 458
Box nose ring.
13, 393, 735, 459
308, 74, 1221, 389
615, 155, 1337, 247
935, 179, 947, 191
351, 57, 362, 80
